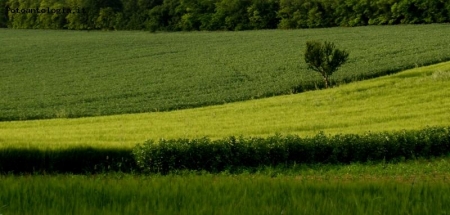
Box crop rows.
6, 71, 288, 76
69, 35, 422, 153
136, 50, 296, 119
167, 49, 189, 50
1, 60, 449, 149
1, 24, 450, 121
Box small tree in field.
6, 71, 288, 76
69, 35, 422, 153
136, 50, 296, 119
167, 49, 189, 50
304, 41, 349, 89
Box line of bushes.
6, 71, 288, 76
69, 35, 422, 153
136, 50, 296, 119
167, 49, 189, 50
1, 126, 449, 174
2, 0, 450, 31
133, 127, 450, 173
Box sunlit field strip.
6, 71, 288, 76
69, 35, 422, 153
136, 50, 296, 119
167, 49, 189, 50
0, 62, 449, 149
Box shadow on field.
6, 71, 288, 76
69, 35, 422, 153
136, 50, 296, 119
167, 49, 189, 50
2, 127, 450, 175
0, 147, 137, 174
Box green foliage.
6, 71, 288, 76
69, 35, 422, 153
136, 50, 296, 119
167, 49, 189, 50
304, 41, 349, 88
1, 25, 450, 121
65, 0, 89, 30
7, 0, 39, 29
37, 0, 67, 29
247, 0, 279, 29
212, 0, 252, 31
277, 0, 309, 29
95, 7, 116, 30
133, 127, 450, 173
176, 0, 204, 31
3, 0, 450, 31
390, 0, 450, 24
114, 0, 142, 30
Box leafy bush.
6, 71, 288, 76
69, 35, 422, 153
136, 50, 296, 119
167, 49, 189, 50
134, 127, 450, 173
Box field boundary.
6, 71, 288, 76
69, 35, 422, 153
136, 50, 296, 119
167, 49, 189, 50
2, 127, 449, 174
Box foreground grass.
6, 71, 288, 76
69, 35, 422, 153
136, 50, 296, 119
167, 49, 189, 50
1, 158, 450, 215
1, 24, 450, 121
1, 61, 449, 149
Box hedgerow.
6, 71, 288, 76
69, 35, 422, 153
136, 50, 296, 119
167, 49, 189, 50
1, 127, 449, 174
133, 127, 450, 173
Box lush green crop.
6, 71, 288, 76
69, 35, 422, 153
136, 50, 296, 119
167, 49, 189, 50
1, 171, 450, 215
1, 24, 450, 121
1, 61, 449, 149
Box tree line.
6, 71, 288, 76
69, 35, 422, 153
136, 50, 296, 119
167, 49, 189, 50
1, 0, 449, 31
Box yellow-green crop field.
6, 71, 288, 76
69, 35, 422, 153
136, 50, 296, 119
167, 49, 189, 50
1, 61, 449, 149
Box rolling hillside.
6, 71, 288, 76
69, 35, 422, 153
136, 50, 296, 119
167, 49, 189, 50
1, 24, 450, 121
1, 61, 449, 149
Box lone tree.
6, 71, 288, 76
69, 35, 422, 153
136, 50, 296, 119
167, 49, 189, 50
304, 41, 349, 89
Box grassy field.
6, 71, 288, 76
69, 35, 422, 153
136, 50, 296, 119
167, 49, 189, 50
1, 24, 450, 121
1, 61, 449, 149
2, 25, 450, 215
1, 157, 450, 215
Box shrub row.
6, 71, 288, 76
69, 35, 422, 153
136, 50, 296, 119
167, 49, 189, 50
133, 127, 450, 173
1, 127, 449, 174
2, 0, 450, 31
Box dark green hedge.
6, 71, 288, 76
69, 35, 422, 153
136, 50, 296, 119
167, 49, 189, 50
3, 0, 450, 30
1, 127, 449, 174
133, 127, 450, 173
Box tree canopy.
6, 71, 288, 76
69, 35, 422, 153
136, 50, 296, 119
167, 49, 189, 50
304, 41, 349, 89
2, 0, 450, 30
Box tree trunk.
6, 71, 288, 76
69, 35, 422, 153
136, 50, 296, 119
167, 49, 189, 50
322, 74, 329, 89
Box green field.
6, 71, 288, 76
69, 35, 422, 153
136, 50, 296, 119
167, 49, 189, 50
1, 158, 450, 215
2, 26, 450, 214
1, 61, 449, 149
1, 24, 450, 121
